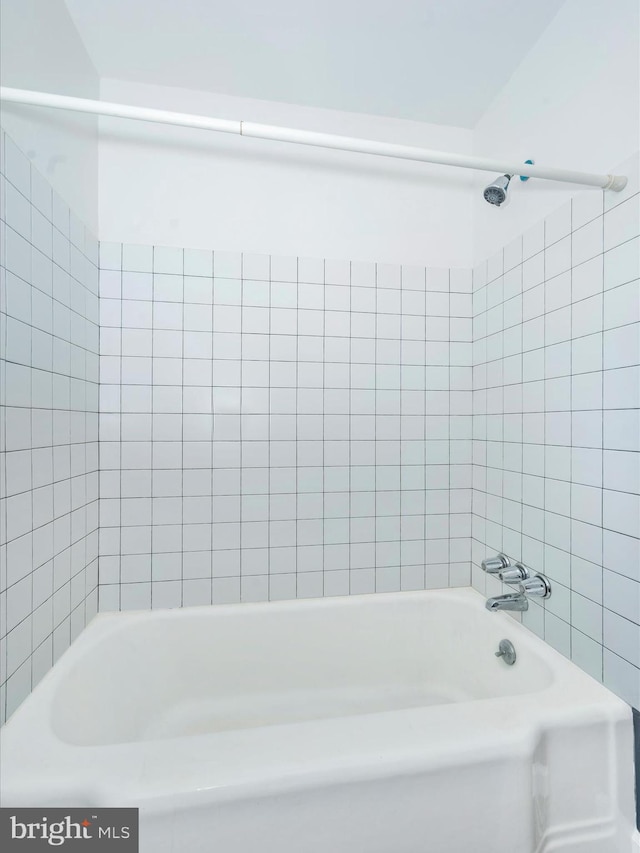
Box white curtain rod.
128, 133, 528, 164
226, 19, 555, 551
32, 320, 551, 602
0, 86, 627, 191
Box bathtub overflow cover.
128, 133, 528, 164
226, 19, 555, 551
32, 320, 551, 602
495, 639, 516, 665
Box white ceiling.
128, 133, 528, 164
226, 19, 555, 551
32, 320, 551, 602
64, 0, 566, 127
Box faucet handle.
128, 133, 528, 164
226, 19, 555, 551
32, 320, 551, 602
521, 574, 552, 599
499, 562, 530, 584
481, 553, 510, 574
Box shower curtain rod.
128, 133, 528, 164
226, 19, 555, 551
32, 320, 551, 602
0, 86, 628, 191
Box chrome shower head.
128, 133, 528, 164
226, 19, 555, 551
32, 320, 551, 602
483, 174, 512, 206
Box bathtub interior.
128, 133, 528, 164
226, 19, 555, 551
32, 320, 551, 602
50, 592, 553, 746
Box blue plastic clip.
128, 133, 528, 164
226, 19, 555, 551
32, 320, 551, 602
520, 160, 534, 182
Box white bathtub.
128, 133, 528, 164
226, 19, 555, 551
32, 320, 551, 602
1, 587, 637, 853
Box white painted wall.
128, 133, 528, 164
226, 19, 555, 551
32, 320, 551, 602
64, 0, 567, 127
2, 0, 637, 270
97, 79, 474, 268
473, 0, 640, 263
0, 0, 99, 231
96, 1, 639, 268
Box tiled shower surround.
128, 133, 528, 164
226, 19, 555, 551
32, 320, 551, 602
97, 246, 473, 609
97, 154, 640, 707
1, 122, 638, 717
472, 158, 640, 708
0, 130, 100, 723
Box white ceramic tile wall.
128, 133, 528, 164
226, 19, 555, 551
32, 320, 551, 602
3, 126, 636, 720
471, 153, 640, 708
97, 246, 473, 610
0, 129, 100, 724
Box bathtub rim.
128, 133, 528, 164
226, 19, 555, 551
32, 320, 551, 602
0, 586, 634, 812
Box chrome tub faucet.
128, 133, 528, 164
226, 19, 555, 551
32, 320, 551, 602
485, 591, 529, 612
480, 554, 552, 612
